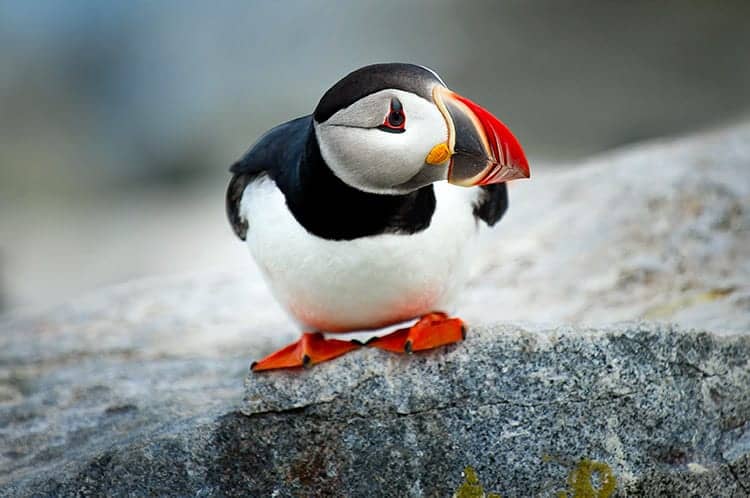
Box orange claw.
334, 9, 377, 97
251, 332, 360, 372
367, 312, 466, 353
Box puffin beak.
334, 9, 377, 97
428, 86, 530, 186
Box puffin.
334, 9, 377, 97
226, 63, 530, 371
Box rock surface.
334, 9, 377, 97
2, 324, 749, 497
236, 323, 750, 497
1, 122, 750, 496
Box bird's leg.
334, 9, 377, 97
251, 332, 360, 372
367, 312, 466, 353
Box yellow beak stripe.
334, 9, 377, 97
425, 142, 452, 165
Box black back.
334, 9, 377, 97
226, 117, 309, 240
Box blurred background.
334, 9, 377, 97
1, 0, 749, 314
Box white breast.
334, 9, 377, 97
241, 178, 481, 333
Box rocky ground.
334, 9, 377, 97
1, 122, 749, 496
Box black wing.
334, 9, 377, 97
225, 116, 312, 240
226, 170, 260, 240
473, 183, 509, 227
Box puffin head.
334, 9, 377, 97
313, 63, 530, 195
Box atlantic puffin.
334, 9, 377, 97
226, 63, 530, 371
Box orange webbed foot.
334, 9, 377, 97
251, 332, 360, 372
367, 312, 466, 353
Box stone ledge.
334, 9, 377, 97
3, 323, 747, 496
235, 322, 750, 496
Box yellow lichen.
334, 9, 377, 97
556, 459, 616, 498
453, 466, 502, 498
453, 458, 615, 498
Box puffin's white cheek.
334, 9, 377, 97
375, 134, 427, 181
319, 127, 422, 189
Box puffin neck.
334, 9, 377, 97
281, 122, 436, 241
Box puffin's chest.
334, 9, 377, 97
241, 178, 479, 331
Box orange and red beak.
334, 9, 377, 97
430, 86, 530, 186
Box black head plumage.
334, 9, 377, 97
313, 63, 445, 123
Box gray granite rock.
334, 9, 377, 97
2, 123, 750, 496
233, 323, 750, 497
2, 323, 749, 497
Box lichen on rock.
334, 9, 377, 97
453, 466, 502, 498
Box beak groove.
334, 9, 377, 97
432, 86, 530, 187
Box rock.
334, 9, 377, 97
1, 123, 750, 496
2, 324, 749, 496
233, 323, 750, 497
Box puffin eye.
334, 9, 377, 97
378, 98, 406, 133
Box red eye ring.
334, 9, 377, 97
378, 98, 406, 133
